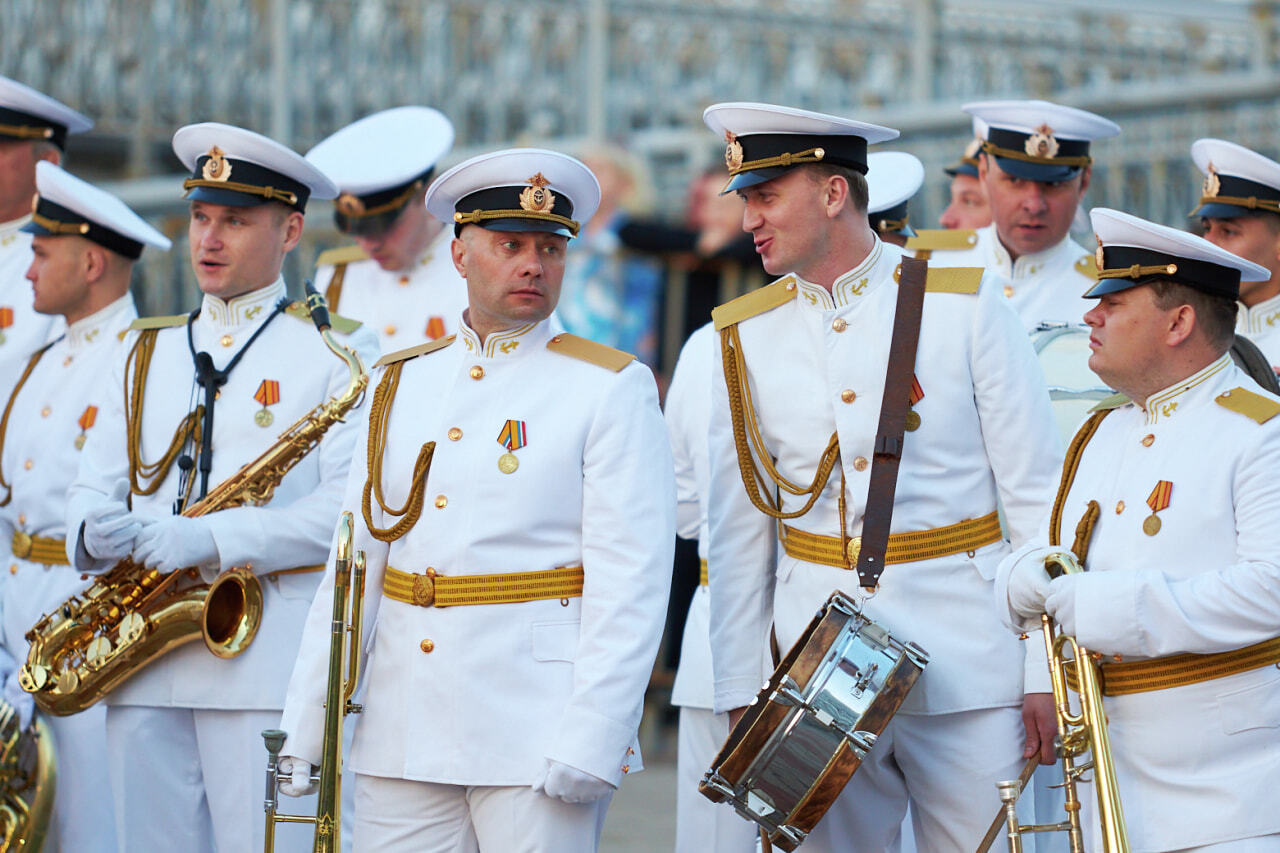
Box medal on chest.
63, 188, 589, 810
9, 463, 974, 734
905, 374, 924, 431
254, 379, 280, 428
75, 405, 98, 450
1143, 479, 1172, 536
0, 307, 13, 345
425, 316, 446, 341
497, 419, 527, 474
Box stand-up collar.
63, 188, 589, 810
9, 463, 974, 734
457, 314, 553, 359
66, 294, 133, 351
199, 277, 287, 329
794, 237, 887, 310
1141, 353, 1232, 425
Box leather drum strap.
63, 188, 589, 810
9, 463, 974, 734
856, 256, 929, 589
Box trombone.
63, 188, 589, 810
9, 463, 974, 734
977, 551, 1130, 853
261, 511, 366, 853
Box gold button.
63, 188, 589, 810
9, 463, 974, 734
448, 427, 462, 441
832, 318, 847, 333
1002, 285, 1014, 299
384, 324, 397, 336
840, 389, 856, 404
399, 275, 410, 286
62, 356, 73, 367
426, 567, 436, 578
419, 639, 434, 653
469, 366, 484, 380
17, 514, 25, 525
7, 565, 14, 575
551, 335, 562, 343
220, 334, 234, 347
784, 281, 796, 291
434, 495, 447, 509
1141, 434, 1154, 447
853, 456, 869, 472
23, 459, 32, 470
40, 406, 50, 418
1115, 501, 1125, 514
845, 536, 862, 563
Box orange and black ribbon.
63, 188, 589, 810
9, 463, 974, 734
425, 316, 446, 341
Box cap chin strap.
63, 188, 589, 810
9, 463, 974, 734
182, 178, 298, 207
0, 122, 53, 140
452, 208, 579, 237
979, 140, 1091, 168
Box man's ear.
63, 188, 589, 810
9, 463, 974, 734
451, 235, 467, 279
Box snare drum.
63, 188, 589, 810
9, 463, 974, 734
1032, 323, 1113, 442
699, 591, 928, 851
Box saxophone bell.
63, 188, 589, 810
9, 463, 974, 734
0, 702, 56, 850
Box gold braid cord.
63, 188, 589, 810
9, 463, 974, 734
1049, 409, 1111, 556
124, 329, 203, 497
720, 325, 840, 520
0, 345, 52, 507
362, 362, 435, 542
324, 263, 348, 313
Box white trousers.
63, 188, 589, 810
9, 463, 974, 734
352, 773, 611, 853
1173, 838, 1280, 853
800, 706, 1026, 853
106, 705, 318, 853
675, 706, 760, 853
1, 564, 117, 852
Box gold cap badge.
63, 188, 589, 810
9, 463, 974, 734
1095, 237, 1105, 271
335, 192, 366, 217
519, 173, 556, 214
725, 132, 744, 172
1024, 124, 1060, 160
1203, 162, 1221, 198
202, 146, 232, 182
963, 137, 982, 160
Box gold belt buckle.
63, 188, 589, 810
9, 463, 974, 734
844, 535, 861, 564
411, 571, 436, 607
11, 531, 31, 560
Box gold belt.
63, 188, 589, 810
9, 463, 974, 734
1067, 636, 1280, 697
699, 558, 708, 587
383, 565, 584, 608
10, 531, 69, 565
781, 511, 1002, 568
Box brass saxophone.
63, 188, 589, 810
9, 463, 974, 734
0, 702, 55, 851
21, 284, 368, 717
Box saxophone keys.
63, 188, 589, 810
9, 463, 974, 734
86, 635, 113, 664
56, 668, 79, 694
118, 611, 145, 644
19, 664, 47, 691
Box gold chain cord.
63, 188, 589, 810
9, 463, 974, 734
452, 209, 580, 238
979, 140, 1092, 168
324, 263, 348, 312
1049, 409, 1110, 549
181, 178, 298, 207
0, 122, 53, 140
362, 362, 435, 542
30, 212, 89, 235
1198, 193, 1280, 214
125, 329, 203, 498
720, 325, 840, 520
1097, 263, 1179, 282
0, 346, 51, 507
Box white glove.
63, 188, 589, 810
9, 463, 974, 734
82, 478, 143, 562
132, 516, 219, 574
1006, 546, 1059, 620
277, 755, 317, 797
1044, 576, 1079, 637
2, 668, 33, 730
531, 759, 615, 804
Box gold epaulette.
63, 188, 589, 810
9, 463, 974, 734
547, 333, 635, 373
1075, 254, 1099, 278
373, 334, 456, 369
1215, 386, 1280, 424
1090, 392, 1131, 412
128, 314, 188, 331
284, 301, 362, 334
711, 277, 797, 330
315, 245, 370, 267
925, 267, 983, 294
904, 229, 978, 252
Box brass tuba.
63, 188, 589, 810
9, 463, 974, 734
261, 511, 365, 852
21, 284, 368, 717
0, 700, 55, 852
977, 551, 1130, 853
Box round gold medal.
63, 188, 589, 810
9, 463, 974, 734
1142, 514, 1161, 536
904, 411, 922, 432
254, 409, 274, 428
498, 452, 519, 474
74, 434, 86, 450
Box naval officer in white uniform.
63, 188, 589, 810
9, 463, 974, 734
308, 106, 468, 352
0, 162, 169, 852
64, 123, 378, 853
1001, 208, 1280, 852
278, 148, 674, 852
701, 102, 1062, 852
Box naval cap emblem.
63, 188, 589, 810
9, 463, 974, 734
201, 145, 232, 182
519, 172, 555, 214
1095, 237, 1105, 272
1024, 124, 1060, 160
335, 192, 366, 217
1203, 162, 1221, 198
725, 131, 744, 172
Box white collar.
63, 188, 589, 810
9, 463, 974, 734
199, 277, 287, 329
794, 238, 887, 310
0, 214, 31, 246
457, 315, 552, 360
1141, 353, 1233, 425
1237, 291, 1280, 335
987, 227, 1079, 279
65, 294, 134, 351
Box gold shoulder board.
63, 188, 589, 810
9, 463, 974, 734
925, 267, 983, 294
373, 334, 457, 369
1215, 386, 1280, 424
1075, 254, 1098, 278
128, 314, 188, 331
905, 229, 978, 252
1090, 392, 1131, 412
711, 277, 797, 330
546, 333, 635, 373
315, 245, 370, 268
284, 301, 363, 334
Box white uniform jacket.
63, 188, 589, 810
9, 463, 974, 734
666, 322, 714, 711
313, 228, 468, 353
707, 239, 1063, 716
926, 224, 1096, 331
1237, 292, 1280, 370
0, 295, 136, 638
66, 278, 379, 710
0, 217, 60, 374
280, 316, 675, 788
997, 355, 1280, 852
